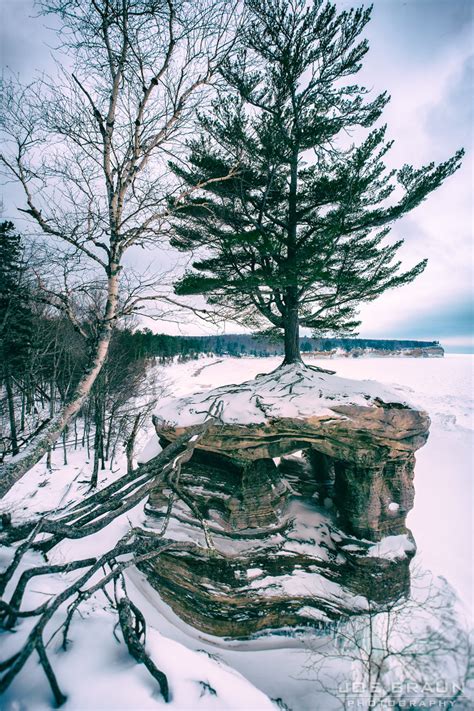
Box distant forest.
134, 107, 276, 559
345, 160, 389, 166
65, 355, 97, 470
129, 330, 442, 361
0, 309, 441, 466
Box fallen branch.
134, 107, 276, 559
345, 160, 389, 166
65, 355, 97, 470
0, 530, 199, 704
2, 403, 223, 550
115, 575, 170, 702
0, 519, 43, 596
0, 403, 223, 706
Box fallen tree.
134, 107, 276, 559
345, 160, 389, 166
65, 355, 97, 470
0, 403, 223, 705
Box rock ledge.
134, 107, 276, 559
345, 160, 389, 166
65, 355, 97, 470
142, 364, 430, 637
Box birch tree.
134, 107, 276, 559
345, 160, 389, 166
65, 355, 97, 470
0, 0, 238, 494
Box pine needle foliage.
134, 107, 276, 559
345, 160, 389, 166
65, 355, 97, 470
170, 0, 463, 363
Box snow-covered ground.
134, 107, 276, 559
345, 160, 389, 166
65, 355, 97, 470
1, 354, 472, 710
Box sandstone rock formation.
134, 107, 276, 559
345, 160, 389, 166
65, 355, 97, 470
140, 363, 430, 637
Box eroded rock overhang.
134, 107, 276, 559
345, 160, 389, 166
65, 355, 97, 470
139, 363, 430, 637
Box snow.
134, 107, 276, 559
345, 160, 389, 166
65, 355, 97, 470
0, 565, 275, 711
149, 360, 412, 431
366, 534, 416, 560
0, 447, 98, 523
248, 570, 368, 612
138, 434, 163, 464
1, 354, 472, 710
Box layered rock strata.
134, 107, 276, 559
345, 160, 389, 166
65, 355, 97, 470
140, 364, 429, 637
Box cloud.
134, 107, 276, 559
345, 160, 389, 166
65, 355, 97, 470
350, 1, 474, 349
361, 295, 474, 353
0, 0, 58, 78
1, 0, 472, 348
367, 0, 473, 64
363, 294, 473, 339
425, 53, 473, 151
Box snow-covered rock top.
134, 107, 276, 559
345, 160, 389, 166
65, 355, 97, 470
153, 362, 412, 428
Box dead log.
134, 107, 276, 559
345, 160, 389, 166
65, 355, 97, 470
0, 405, 223, 705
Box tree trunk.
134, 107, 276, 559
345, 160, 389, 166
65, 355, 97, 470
125, 414, 141, 475
105, 404, 117, 462
91, 431, 100, 488
0, 270, 120, 497
5, 370, 19, 457
20, 390, 25, 432
282, 141, 302, 367
25, 372, 34, 415
85, 415, 90, 459
283, 304, 302, 365
62, 428, 68, 466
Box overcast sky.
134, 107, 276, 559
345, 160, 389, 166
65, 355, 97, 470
1, 0, 473, 350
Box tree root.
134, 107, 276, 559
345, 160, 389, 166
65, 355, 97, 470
0, 531, 199, 704
0, 405, 223, 706
115, 575, 170, 702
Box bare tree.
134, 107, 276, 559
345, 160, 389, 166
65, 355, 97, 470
0, 401, 223, 705
0, 0, 239, 494
88, 332, 162, 486
303, 568, 474, 710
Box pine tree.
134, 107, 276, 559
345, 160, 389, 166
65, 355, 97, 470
170, 0, 463, 364
0, 222, 34, 454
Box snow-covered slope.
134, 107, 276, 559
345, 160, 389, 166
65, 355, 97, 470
1, 354, 472, 710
